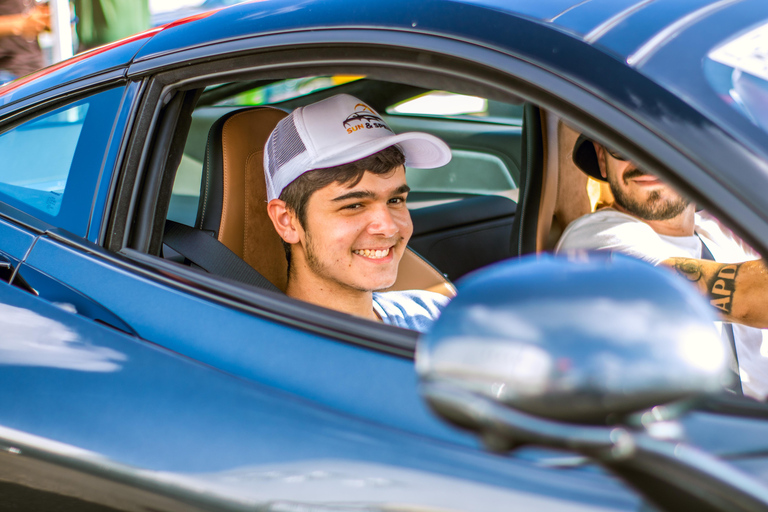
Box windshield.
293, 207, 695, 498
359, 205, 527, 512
705, 20, 768, 132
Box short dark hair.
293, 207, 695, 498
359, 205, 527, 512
280, 145, 405, 228
278, 145, 406, 264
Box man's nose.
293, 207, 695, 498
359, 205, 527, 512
367, 204, 399, 237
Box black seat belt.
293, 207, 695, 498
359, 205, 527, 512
699, 236, 743, 395
163, 220, 281, 293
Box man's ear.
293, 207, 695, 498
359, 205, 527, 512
266, 199, 301, 244
592, 142, 608, 180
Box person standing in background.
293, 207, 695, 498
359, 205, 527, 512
0, 0, 49, 85
74, 0, 149, 52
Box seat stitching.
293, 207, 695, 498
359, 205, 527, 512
199, 120, 217, 228
220, 115, 237, 241
243, 149, 261, 256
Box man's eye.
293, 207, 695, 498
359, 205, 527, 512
389, 197, 406, 205
342, 203, 363, 210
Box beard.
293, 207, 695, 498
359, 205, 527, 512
303, 230, 367, 292
607, 162, 690, 221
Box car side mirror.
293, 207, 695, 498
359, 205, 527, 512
417, 253, 768, 512
418, 252, 731, 425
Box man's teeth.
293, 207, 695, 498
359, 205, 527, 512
354, 248, 390, 259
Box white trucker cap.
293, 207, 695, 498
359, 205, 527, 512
264, 93, 452, 201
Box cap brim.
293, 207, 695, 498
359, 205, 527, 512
392, 132, 452, 169
313, 131, 452, 171
573, 134, 605, 182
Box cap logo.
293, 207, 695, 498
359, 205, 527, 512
343, 103, 391, 134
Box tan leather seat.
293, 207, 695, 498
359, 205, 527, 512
196, 106, 456, 297
196, 107, 291, 290
535, 111, 612, 251
385, 249, 456, 297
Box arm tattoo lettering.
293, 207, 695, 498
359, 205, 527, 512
707, 263, 739, 315
669, 258, 741, 316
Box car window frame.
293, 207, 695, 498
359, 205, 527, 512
109, 34, 768, 351
125, 29, 768, 245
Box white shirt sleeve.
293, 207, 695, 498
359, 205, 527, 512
555, 209, 685, 265
695, 211, 760, 262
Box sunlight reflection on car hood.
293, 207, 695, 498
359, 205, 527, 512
0, 303, 126, 372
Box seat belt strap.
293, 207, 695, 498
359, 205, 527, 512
163, 220, 281, 293
699, 236, 743, 395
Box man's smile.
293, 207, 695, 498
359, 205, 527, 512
353, 247, 393, 260
623, 169, 663, 187
604, 152, 691, 222
631, 176, 663, 186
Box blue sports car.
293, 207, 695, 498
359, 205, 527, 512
2, 1, 768, 511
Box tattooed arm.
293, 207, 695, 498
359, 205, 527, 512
663, 258, 768, 328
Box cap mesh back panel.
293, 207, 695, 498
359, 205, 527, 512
267, 114, 306, 181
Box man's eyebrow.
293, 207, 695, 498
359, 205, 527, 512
331, 184, 411, 202
332, 190, 375, 202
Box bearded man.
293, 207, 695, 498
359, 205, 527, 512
556, 135, 768, 400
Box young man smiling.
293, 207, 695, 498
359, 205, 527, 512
263, 94, 452, 332
556, 135, 768, 399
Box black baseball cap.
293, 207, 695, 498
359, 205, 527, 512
572, 134, 605, 182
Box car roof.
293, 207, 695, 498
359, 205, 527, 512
1, 0, 761, 105
130, 0, 753, 63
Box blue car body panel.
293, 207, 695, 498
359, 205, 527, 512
0, 218, 35, 263
547, 0, 648, 37
19, 233, 476, 446
587, 0, 726, 59
0, 280, 638, 509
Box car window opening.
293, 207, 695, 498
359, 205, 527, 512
155, 67, 765, 389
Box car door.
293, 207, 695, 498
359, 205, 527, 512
3, 32, 624, 445
0, 279, 641, 512
0, 84, 137, 333
0, 71, 470, 455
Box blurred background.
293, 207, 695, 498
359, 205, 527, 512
35, 0, 244, 66
0, 0, 249, 85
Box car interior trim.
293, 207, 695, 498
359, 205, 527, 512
134, 89, 200, 255
105, 78, 165, 252
106, 35, 768, 351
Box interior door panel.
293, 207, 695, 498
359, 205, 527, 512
385, 115, 522, 187
409, 195, 515, 279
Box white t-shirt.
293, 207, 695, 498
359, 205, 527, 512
556, 208, 768, 400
